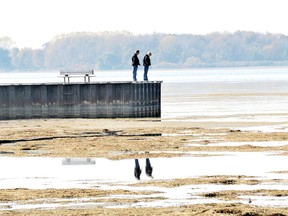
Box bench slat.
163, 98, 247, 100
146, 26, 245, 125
60, 70, 94, 75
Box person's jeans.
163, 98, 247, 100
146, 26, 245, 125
132, 66, 138, 81
144, 66, 149, 81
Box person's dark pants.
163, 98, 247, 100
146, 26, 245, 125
133, 66, 138, 81
144, 66, 149, 81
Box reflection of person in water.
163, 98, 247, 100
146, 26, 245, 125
145, 158, 153, 177
134, 159, 141, 180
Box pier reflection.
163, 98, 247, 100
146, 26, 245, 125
62, 158, 95, 165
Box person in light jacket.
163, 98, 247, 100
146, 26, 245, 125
143, 51, 152, 81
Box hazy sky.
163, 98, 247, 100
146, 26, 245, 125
1, 0, 287, 48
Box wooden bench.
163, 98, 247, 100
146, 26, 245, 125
60, 70, 95, 84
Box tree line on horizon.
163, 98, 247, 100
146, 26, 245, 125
1, 31, 288, 71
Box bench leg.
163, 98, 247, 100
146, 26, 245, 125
63, 75, 70, 84
84, 75, 90, 83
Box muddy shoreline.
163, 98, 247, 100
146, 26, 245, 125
0, 118, 288, 215
1, 118, 287, 158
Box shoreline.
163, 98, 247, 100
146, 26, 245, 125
1, 118, 287, 158
0, 118, 288, 215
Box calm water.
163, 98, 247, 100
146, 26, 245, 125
1, 153, 288, 189
1, 67, 288, 83
1, 67, 287, 121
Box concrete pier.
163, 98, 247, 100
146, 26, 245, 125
0, 81, 162, 119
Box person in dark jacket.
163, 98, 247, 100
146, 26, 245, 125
131, 50, 140, 81
143, 51, 152, 81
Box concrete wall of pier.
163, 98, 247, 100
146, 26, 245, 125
0, 82, 162, 119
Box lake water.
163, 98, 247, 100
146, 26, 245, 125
1, 66, 288, 83
1, 67, 288, 122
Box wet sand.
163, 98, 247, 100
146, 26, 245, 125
1, 118, 287, 158
0, 118, 288, 215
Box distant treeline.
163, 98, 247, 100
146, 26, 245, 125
1, 31, 288, 71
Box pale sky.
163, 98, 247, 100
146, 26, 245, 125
0, 0, 287, 48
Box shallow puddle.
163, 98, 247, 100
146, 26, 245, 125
0, 153, 287, 188
189, 141, 288, 147
235, 123, 288, 133
1, 153, 288, 188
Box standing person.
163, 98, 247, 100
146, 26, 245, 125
131, 50, 140, 81
143, 51, 152, 81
